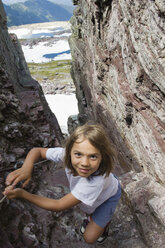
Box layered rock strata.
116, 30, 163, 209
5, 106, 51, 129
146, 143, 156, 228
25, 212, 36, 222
0, 0, 63, 168
70, 0, 165, 247
0, 0, 165, 247
0, 1, 65, 246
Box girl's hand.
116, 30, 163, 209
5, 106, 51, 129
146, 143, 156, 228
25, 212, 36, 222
5, 148, 48, 188
3, 185, 24, 199
5, 166, 31, 188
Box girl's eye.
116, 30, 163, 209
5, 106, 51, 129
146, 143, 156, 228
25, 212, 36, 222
90, 155, 97, 160
74, 152, 81, 157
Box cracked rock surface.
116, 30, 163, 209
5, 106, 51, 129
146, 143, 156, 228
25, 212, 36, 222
0, 0, 165, 247
0, 162, 149, 248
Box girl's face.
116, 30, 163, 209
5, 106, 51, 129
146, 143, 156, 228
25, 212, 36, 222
71, 137, 102, 177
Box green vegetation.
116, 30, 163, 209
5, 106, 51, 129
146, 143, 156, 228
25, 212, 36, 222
28, 60, 71, 81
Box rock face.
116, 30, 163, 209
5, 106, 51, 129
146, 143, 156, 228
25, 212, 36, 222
0, 0, 165, 247
0, 0, 63, 169
0, 1, 65, 246
70, 0, 165, 247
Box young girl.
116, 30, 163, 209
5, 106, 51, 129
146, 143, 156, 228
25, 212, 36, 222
4, 124, 121, 244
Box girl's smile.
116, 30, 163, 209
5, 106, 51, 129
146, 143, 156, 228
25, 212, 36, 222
71, 138, 102, 177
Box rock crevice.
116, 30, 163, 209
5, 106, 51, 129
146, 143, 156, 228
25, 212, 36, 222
0, 0, 165, 247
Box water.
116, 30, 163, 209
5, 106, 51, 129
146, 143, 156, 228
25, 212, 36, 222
43, 50, 70, 59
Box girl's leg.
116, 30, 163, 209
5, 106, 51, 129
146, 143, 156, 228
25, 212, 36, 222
82, 182, 121, 244
83, 218, 105, 244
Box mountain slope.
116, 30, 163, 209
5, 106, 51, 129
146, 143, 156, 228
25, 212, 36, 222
47, 0, 73, 6
2, 0, 73, 6
3, 0, 73, 26
2, 0, 26, 4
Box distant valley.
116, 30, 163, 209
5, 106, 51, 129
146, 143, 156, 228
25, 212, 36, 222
2, 0, 74, 26
2, 0, 73, 5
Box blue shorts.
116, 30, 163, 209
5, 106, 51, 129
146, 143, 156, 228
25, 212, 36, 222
91, 177, 121, 228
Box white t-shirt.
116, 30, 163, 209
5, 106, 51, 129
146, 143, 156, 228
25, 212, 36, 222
46, 147, 119, 214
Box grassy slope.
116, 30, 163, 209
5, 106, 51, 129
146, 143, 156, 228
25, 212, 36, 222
28, 60, 71, 81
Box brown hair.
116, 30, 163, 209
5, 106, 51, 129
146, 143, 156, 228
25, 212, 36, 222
64, 123, 116, 177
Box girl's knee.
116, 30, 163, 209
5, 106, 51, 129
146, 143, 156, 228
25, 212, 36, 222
83, 233, 96, 244
82, 219, 104, 244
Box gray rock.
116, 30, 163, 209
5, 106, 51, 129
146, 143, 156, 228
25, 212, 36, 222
69, 0, 165, 247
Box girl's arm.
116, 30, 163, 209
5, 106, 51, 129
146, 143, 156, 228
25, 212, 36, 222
3, 186, 80, 211
21, 191, 80, 211
6, 148, 48, 188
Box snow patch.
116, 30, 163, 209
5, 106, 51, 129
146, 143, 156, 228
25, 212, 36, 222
45, 94, 78, 134
22, 40, 71, 63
